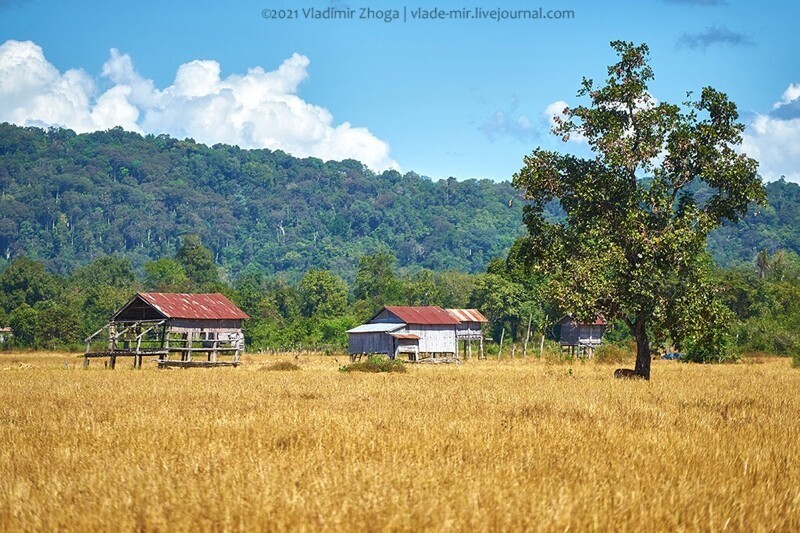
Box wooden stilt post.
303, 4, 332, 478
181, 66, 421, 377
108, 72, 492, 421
523, 314, 532, 358
498, 328, 505, 359
164, 327, 170, 362
186, 331, 193, 363
539, 334, 545, 357
480, 336, 484, 359
109, 323, 116, 352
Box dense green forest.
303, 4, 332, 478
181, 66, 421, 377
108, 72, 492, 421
1, 123, 800, 361
2, 123, 800, 278
0, 123, 526, 280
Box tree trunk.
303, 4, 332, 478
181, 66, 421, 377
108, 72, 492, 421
633, 318, 651, 380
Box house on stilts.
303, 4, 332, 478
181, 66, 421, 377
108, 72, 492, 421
553, 314, 607, 357
84, 292, 249, 369
445, 308, 488, 359
347, 306, 461, 362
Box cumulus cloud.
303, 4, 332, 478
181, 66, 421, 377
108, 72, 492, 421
677, 26, 754, 50
742, 84, 800, 183
770, 83, 800, 121
0, 39, 398, 171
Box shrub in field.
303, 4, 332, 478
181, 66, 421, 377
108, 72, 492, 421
339, 355, 406, 373
792, 352, 800, 368
594, 344, 632, 364
262, 361, 301, 371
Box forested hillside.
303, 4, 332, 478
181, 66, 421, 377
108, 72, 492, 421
1, 123, 800, 278
708, 178, 800, 266
0, 124, 524, 279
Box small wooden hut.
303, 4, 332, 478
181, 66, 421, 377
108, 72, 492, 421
347, 306, 460, 361
84, 292, 249, 369
554, 315, 606, 357
445, 308, 488, 359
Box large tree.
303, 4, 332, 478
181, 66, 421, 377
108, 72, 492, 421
298, 269, 348, 318
512, 41, 764, 379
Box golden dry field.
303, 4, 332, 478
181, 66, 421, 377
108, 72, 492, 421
1, 352, 799, 531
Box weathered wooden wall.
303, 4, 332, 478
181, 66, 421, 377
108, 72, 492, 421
348, 332, 393, 355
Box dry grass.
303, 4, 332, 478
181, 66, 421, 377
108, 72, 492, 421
1, 353, 799, 531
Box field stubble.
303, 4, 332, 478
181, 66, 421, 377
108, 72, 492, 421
0, 353, 798, 531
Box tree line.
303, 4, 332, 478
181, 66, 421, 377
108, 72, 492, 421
2, 233, 799, 362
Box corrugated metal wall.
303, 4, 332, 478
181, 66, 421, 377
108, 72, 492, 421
348, 332, 393, 355
405, 325, 456, 353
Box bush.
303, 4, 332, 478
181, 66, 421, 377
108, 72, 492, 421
339, 355, 406, 373
594, 344, 632, 364
792, 353, 800, 368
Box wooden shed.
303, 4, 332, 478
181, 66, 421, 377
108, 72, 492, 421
554, 315, 606, 357
84, 292, 249, 369
445, 308, 488, 359
347, 306, 460, 361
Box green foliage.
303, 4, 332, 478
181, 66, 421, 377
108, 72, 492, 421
70, 256, 136, 290
316, 315, 357, 346
32, 300, 82, 349
0, 123, 523, 279
469, 273, 530, 341
680, 301, 738, 363
0, 257, 60, 313
353, 251, 402, 312
298, 270, 348, 318
8, 303, 38, 346
512, 41, 764, 378
176, 234, 219, 287
144, 258, 190, 292
339, 354, 406, 373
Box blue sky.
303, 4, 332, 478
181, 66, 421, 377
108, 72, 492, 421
1, 0, 799, 182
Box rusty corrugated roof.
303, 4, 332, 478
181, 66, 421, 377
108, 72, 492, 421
556, 315, 607, 326
389, 332, 422, 340
384, 306, 460, 325
138, 293, 249, 320
445, 308, 488, 323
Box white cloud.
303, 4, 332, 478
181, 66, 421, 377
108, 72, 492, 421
775, 83, 800, 109
543, 100, 586, 143
740, 84, 800, 183
0, 39, 398, 172
543, 100, 569, 130
742, 116, 800, 183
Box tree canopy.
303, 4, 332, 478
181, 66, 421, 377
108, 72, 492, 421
512, 41, 765, 379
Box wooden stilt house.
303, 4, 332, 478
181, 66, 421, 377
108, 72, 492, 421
445, 308, 488, 359
347, 306, 460, 362
554, 315, 607, 358
84, 293, 249, 369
